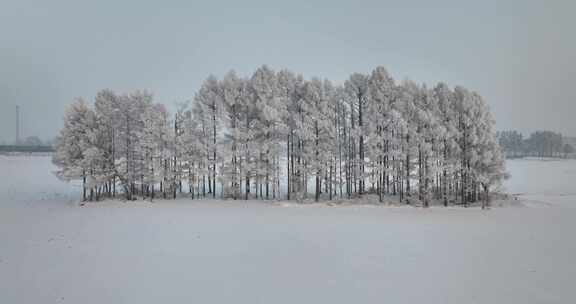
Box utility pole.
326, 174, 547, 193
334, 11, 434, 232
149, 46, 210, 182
16, 105, 20, 145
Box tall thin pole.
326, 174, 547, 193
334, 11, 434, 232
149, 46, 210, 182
16, 105, 20, 145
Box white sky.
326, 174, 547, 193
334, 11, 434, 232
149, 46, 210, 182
0, 0, 574, 143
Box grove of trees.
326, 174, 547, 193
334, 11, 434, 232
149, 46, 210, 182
53, 65, 506, 208
498, 130, 574, 158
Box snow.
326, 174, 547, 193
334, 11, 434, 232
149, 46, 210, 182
0, 155, 80, 205
1, 155, 576, 303
504, 158, 576, 208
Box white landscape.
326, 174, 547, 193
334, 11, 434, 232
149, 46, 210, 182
2, 2, 575, 303
1, 154, 575, 304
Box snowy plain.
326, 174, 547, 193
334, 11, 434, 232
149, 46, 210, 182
1, 155, 575, 303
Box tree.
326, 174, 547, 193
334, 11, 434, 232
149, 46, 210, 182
220, 70, 245, 199
344, 73, 369, 195
23, 136, 42, 146
53, 65, 506, 207
277, 69, 300, 200
114, 91, 153, 200
564, 144, 575, 158
195, 76, 222, 198
139, 103, 170, 200
53, 98, 95, 202
366, 66, 396, 202
471, 96, 508, 209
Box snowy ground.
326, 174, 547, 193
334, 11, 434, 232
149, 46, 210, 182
1, 155, 575, 303
504, 157, 576, 208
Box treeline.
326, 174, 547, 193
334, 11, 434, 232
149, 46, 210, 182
497, 130, 575, 158
53, 65, 506, 208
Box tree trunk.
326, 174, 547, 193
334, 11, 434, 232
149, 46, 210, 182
82, 171, 87, 201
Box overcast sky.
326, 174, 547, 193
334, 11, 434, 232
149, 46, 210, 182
1, 0, 574, 143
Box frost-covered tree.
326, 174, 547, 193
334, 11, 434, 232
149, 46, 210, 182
139, 103, 170, 200
497, 130, 524, 158
564, 144, 575, 158
53, 98, 95, 201
366, 66, 396, 202
250, 65, 283, 199
434, 83, 458, 206
53, 65, 506, 207
344, 73, 369, 195
195, 76, 221, 198
277, 69, 298, 200
219, 70, 246, 199
467, 93, 508, 208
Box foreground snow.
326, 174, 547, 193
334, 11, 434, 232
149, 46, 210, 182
1, 155, 575, 303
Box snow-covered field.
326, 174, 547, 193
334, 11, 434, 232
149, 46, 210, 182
1, 155, 575, 303
504, 157, 576, 208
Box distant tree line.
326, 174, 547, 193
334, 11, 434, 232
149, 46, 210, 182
0, 136, 54, 153
0, 145, 54, 153
8, 136, 48, 146
53, 65, 506, 208
497, 130, 575, 158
